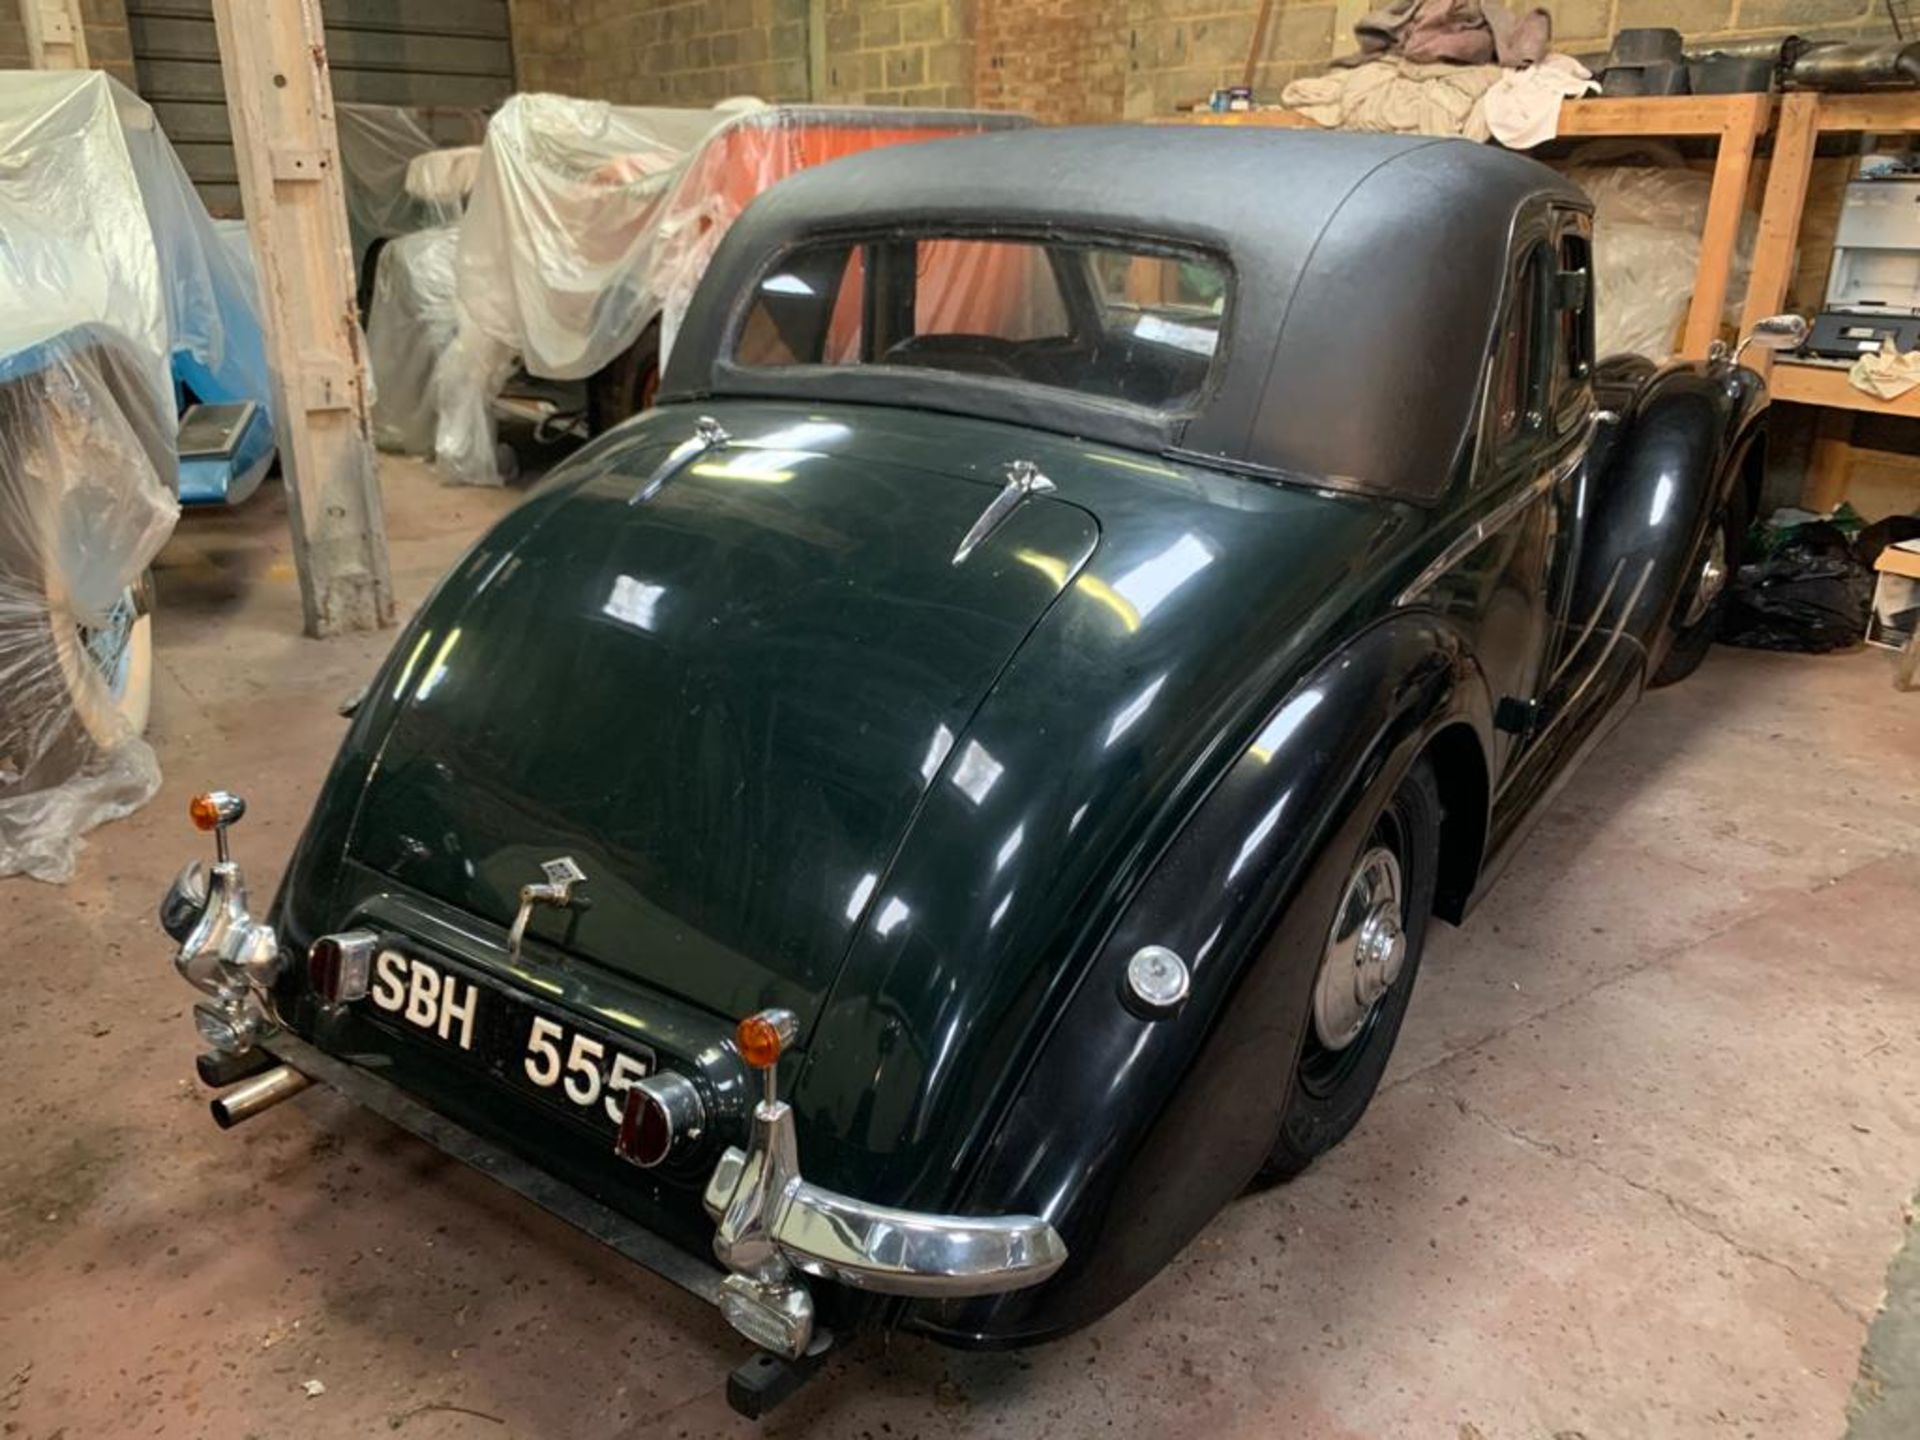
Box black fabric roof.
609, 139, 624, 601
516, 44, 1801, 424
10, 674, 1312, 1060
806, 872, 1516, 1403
664, 126, 1590, 500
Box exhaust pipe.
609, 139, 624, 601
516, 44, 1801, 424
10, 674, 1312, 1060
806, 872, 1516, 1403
211, 1064, 312, 1129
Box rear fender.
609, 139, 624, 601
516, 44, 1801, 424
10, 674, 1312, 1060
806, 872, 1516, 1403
1575, 362, 1764, 671
907, 614, 1491, 1346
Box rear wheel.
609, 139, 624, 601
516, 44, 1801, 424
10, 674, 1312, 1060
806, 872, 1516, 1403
586, 320, 663, 435
1260, 758, 1440, 1181
1652, 487, 1747, 687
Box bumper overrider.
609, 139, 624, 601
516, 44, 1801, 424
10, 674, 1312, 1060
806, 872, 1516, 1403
161, 791, 1066, 1370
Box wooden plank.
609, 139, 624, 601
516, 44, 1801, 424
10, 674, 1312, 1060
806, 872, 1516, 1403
1770, 360, 1920, 419
18, 0, 88, 66
1556, 94, 1765, 138
211, 0, 393, 637
1679, 93, 1769, 359
1805, 407, 1857, 512
1163, 108, 1320, 129
1737, 90, 1821, 382
1812, 90, 1920, 134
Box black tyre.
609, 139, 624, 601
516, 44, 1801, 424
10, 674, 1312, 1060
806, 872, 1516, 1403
1260, 757, 1441, 1181
1652, 486, 1748, 688
586, 320, 663, 435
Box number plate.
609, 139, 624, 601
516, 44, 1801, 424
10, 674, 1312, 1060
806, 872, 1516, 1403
358, 945, 654, 1135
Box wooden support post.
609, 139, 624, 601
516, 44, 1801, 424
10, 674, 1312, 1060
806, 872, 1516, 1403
1679, 93, 1768, 359
18, 0, 88, 67
210, 0, 393, 637
1738, 91, 1822, 382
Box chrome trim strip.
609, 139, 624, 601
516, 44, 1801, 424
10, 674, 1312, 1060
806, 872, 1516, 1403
951, 459, 1055, 566
1549, 554, 1624, 686
1398, 413, 1596, 609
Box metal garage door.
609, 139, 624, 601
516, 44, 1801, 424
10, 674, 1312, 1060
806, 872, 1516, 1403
126, 0, 515, 215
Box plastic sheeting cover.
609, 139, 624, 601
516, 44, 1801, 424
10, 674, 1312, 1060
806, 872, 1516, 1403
1570, 146, 1756, 360
0, 72, 200, 879
367, 225, 461, 455
437, 98, 1022, 484
337, 102, 485, 272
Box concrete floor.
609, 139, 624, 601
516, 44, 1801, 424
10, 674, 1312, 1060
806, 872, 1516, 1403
3, 458, 1918, 1439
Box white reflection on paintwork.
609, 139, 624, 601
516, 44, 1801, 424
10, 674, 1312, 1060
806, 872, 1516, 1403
1111, 533, 1214, 621
1228, 790, 1293, 881
756, 420, 849, 451
994, 823, 1025, 873
845, 872, 877, 922
688, 449, 803, 484
920, 723, 955, 783
950, 740, 1004, 805
1105, 673, 1167, 748
1195, 920, 1224, 964
1649, 472, 1676, 526
414, 627, 462, 701
875, 896, 911, 937
603, 575, 666, 631
1068, 802, 1090, 832
989, 890, 1015, 929
1248, 687, 1325, 763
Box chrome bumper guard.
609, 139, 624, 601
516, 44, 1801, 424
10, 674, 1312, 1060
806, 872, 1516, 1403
699, 1026, 1067, 1358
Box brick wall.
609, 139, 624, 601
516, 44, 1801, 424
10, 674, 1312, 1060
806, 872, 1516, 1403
1126, 0, 1897, 117
975, 0, 1124, 124
507, 0, 1900, 116
508, 0, 586, 93
815, 0, 973, 107
571, 0, 810, 105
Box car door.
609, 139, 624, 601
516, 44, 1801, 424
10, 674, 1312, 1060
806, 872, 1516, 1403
1446, 235, 1572, 791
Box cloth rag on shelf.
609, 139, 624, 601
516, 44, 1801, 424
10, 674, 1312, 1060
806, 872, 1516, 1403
1482, 54, 1598, 148
1849, 339, 1920, 400
1283, 56, 1503, 140
1341, 0, 1552, 69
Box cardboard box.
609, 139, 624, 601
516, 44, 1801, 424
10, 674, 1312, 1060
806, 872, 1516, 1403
1867, 538, 1920, 651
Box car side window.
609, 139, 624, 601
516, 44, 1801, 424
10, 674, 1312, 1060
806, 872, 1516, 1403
1490, 245, 1550, 453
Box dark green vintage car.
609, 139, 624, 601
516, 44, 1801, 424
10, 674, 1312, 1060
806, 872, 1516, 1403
163, 128, 1797, 1413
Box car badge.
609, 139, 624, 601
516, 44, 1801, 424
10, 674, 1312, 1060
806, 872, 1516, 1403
507, 856, 588, 962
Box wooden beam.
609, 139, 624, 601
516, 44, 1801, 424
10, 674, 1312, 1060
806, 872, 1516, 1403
1738, 91, 1821, 383
18, 0, 88, 68
1556, 94, 1765, 138
210, 0, 393, 638
1242, 0, 1277, 91
1679, 93, 1769, 359
1812, 90, 1920, 133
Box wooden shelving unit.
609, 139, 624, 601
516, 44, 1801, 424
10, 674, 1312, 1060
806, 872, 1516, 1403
1182, 90, 1920, 512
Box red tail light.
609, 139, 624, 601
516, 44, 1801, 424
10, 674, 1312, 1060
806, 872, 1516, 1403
307, 931, 377, 1007
615, 1072, 706, 1168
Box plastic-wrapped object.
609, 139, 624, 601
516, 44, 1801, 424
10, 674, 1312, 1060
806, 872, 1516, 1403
0, 328, 178, 881
0, 71, 216, 877
1568, 143, 1756, 359
1721, 519, 1874, 654
337, 103, 484, 271
437, 98, 1028, 483
367, 225, 461, 455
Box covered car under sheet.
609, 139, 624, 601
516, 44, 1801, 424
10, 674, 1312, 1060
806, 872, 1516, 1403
400, 98, 1027, 484
0, 71, 222, 879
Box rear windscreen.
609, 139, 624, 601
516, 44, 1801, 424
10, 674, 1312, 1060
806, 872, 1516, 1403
733, 234, 1229, 414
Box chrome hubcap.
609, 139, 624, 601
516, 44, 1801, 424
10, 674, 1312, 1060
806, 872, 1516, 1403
1682, 527, 1729, 628
1312, 846, 1406, 1051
